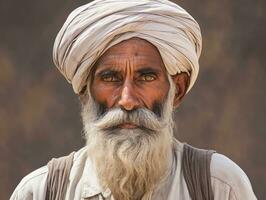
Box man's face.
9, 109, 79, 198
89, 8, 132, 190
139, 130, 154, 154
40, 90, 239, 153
90, 37, 170, 127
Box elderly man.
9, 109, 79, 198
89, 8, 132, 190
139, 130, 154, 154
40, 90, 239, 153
11, 0, 257, 199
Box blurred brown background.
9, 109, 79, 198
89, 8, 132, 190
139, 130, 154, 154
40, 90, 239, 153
0, 0, 265, 199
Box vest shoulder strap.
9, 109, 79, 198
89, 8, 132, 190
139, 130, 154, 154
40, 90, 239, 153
45, 152, 75, 200
182, 143, 215, 200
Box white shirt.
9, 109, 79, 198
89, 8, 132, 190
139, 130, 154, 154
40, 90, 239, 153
10, 141, 257, 200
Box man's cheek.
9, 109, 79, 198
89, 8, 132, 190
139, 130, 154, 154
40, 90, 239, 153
152, 101, 163, 117
97, 102, 108, 117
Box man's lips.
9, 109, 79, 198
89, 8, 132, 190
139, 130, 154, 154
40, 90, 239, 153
118, 123, 138, 129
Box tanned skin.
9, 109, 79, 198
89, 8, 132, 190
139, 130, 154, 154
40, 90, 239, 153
90, 37, 189, 128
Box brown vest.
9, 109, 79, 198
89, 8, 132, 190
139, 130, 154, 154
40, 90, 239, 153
45, 144, 215, 200
182, 143, 215, 200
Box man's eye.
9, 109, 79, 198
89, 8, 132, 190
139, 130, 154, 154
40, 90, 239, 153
101, 75, 119, 82
139, 74, 156, 81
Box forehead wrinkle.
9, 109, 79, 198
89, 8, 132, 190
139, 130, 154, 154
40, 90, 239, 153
96, 57, 142, 74
94, 40, 167, 75
100, 53, 158, 63
100, 56, 164, 71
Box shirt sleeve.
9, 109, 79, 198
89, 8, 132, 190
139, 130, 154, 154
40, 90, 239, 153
210, 153, 257, 200
10, 166, 48, 200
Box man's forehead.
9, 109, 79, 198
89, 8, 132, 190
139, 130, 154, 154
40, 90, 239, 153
93, 38, 166, 71
100, 38, 161, 56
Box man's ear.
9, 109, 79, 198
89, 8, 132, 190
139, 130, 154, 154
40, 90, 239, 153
171, 72, 190, 108
78, 86, 89, 106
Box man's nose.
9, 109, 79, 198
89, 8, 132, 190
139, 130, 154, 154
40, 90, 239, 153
118, 81, 140, 111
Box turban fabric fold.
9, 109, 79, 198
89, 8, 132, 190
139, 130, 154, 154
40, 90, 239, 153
53, 0, 202, 94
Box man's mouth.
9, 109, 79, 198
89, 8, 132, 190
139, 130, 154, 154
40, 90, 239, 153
118, 123, 138, 129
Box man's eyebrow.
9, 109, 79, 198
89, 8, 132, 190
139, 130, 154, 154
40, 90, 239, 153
136, 67, 161, 74
95, 67, 161, 76
96, 68, 120, 76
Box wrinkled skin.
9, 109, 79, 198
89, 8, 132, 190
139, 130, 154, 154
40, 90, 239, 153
90, 37, 189, 128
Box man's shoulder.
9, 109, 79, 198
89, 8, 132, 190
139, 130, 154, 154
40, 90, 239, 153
10, 166, 48, 199
210, 153, 257, 199
10, 147, 88, 200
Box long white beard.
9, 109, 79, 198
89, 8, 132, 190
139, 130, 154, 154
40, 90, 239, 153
81, 76, 176, 200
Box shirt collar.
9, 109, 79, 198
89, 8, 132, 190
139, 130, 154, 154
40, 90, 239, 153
81, 155, 112, 199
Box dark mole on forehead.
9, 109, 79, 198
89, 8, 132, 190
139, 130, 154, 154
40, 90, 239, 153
134, 52, 139, 57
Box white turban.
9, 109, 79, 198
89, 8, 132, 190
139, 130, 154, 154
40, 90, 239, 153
53, 0, 202, 94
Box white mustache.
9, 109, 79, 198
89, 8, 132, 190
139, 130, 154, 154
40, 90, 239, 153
93, 108, 167, 131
